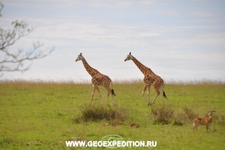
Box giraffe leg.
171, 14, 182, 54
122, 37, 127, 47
142, 84, 150, 105
105, 86, 115, 105
152, 93, 159, 104
95, 86, 103, 104
142, 85, 147, 96
147, 85, 151, 106
89, 86, 96, 105
152, 86, 160, 104
152, 82, 166, 105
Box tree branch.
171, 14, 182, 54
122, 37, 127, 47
0, 4, 54, 77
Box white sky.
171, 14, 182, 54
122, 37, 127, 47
1, 0, 225, 82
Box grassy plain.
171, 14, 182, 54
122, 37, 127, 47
0, 80, 225, 149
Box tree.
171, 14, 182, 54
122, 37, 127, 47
0, 2, 53, 76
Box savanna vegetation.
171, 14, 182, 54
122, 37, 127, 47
0, 79, 225, 149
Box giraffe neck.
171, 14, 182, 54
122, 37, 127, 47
132, 56, 152, 75
81, 58, 99, 77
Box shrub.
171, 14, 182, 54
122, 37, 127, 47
151, 105, 174, 125
73, 105, 129, 125
173, 111, 188, 126
183, 107, 198, 120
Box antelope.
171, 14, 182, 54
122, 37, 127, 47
193, 110, 216, 132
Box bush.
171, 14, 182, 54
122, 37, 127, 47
151, 105, 174, 125
73, 105, 129, 125
183, 107, 198, 120
173, 111, 188, 126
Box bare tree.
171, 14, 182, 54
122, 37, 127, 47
0, 3, 53, 76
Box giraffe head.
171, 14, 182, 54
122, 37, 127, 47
75, 53, 84, 62
124, 52, 133, 62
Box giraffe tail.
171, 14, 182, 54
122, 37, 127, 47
159, 83, 167, 99
111, 89, 116, 96
163, 91, 167, 99
110, 81, 116, 96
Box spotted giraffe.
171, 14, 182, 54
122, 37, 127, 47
124, 52, 167, 105
75, 53, 116, 105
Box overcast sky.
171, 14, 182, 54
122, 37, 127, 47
1, 0, 225, 82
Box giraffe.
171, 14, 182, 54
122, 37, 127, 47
124, 52, 167, 105
75, 53, 116, 105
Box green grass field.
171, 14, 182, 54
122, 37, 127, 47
0, 80, 225, 149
